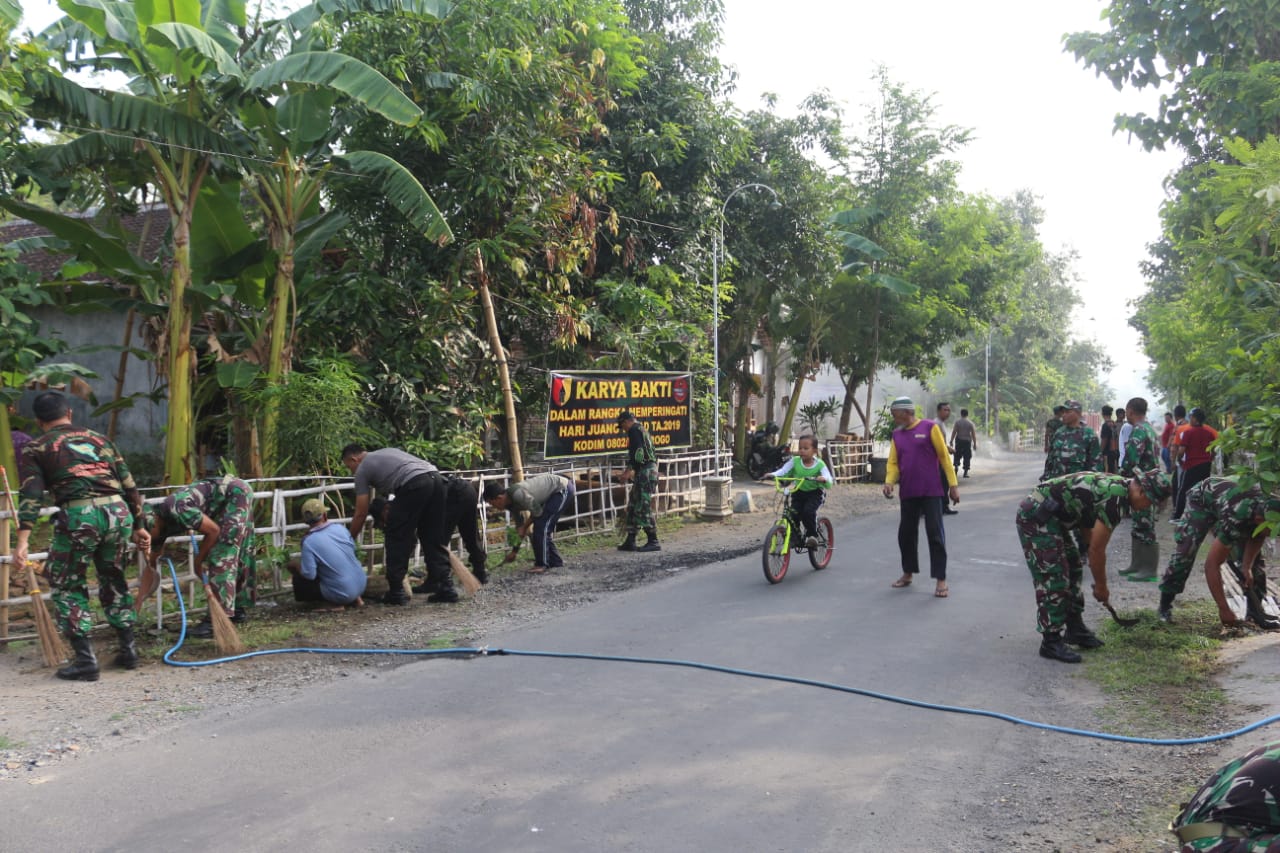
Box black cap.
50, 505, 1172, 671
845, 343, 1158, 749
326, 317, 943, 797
616, 410, 635, 424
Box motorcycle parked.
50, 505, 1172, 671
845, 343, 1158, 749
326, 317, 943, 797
747, 422, 791, 480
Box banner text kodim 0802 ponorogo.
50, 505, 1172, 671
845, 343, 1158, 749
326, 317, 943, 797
543, 371, 693, 459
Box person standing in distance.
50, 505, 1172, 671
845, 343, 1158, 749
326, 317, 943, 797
1120, 396, 1163, 580
883, 397, 959, 598
935, 402, 958, 515
14, 390, 150, 680
286, 497, 367, 609
616, 411, 660, 552
948, 408, 978, 479
341, 444, 457, 605
1044, 405, 1066, 453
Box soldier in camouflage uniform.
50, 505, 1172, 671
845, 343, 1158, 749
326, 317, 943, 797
1041, 400, 1103, 481
1015, 468, 1172, 663
1156, 477, 1279, 627
14, 391, 150, 681
141, 474, 257, 636
1120, 396, 1164, 579
1043, 405, 1065, 453
1172, 740, 1280, 851
616, 410, 660, 552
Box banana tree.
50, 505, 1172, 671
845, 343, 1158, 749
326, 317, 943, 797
23, 0, 451, 482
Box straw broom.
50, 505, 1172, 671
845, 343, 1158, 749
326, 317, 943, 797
201, 574, 244, 655
0, 467, 68, 667
449, 552, 483, 596
191, 536, 243, 655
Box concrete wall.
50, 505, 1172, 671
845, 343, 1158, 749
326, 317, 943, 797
18, 305, 167, 471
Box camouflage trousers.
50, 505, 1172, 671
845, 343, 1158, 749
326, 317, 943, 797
1015, 499, 1086, 634
624, 465, 659, 534
204, 516, 256, 616
1159, 487, 1220, 597
48, 500, 136, 639
1131, 503, 1157, 546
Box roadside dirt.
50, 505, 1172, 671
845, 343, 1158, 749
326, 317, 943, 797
2, 452, 1276, 852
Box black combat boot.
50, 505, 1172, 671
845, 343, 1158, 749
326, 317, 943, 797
1038, 631, 1082, 664
637, 530, 660, 553
1063, 613, 1104, 649
115, 627, 139, 670
57, 635, 100, 681
617, 533, 637, 552
1158, 592, 1176, 624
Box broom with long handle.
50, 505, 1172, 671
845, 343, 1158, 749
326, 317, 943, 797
0, 467, 68, 667
449, 552, 482, 596
192, 535, 244, 656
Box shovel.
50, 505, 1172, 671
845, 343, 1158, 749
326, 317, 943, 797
1102, 601, 1140, 628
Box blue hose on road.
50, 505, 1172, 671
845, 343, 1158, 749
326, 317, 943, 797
159, 560, 1280, 746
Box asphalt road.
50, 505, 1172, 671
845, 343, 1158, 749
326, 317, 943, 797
5, 457, 1139, 851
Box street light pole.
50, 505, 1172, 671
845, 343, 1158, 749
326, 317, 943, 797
705, 182, 780, 519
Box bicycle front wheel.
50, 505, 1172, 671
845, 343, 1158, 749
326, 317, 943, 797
762, 524, 791, 584
808, 517, 834, 570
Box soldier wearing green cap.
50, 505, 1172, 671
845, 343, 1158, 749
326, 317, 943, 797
1016, 469, 1171, 663
1157, 477, 1279, 628
1042, 400, 1102, 481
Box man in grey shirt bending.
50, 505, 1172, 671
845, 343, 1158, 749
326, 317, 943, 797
483, 473, 575, 573
341, 444, 454, 605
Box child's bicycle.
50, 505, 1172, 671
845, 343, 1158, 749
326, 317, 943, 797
761, 476, 834, 584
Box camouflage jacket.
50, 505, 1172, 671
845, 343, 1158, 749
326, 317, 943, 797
1121, 420, 1161, 476
1029, 472, 1131, 532
1043, 417, 1063, 451
625, 422, 658, 470
1042, 425, 1103, 481
18, 424, 141, 530
1173, 740, 1280, 851
155, 475, 253, 536
1190, 477, 1269, 548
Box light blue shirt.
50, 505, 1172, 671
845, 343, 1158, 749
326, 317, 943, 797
300, 522, 368, 604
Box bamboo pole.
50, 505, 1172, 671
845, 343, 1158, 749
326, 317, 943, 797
475, 251, 524, 483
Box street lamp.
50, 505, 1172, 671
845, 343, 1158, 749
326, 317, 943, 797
704, 182, 781, 520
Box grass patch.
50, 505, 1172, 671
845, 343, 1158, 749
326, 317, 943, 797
1084, 599, 1225, 732
0, 734, 22, 749
425, 632, 462, 649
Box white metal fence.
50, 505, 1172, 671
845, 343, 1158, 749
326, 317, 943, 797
0, 447, 741, 642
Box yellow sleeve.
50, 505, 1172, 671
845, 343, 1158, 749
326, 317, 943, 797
932, 424, 958, 487
885, 436, 900, 485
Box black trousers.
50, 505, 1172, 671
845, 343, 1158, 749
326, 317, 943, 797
1174, 462, 1212, 520
898, 496, 947, 580
789, 488, 825, 538
952, 439, 972, 473
384, 472, 450, 593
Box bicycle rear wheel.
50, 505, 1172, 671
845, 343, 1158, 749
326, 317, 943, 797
762, 524, 791, 584
808, 517, 834, 570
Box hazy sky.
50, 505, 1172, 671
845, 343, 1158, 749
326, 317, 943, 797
720, 0, 1185, 404
17, 0, 1182, 402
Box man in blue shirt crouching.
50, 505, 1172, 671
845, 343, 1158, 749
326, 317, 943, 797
287, 497, 367, 609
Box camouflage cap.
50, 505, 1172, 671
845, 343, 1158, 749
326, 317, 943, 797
1063, 400, 1083, 411
1134, 469, 1173, 503
301, 497, 327, 524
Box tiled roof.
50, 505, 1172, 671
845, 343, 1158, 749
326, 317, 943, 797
0, 205, 171, 282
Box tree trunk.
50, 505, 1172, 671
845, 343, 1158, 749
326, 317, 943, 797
838, 372, 858, 435
476, 256, 524, 483
107, 305, 136, 443
0, 406, 17, 492
163, 214, 196, 486
259, 231, 295, 478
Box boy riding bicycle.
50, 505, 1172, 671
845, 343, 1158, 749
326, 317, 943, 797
766, 434, 832, 548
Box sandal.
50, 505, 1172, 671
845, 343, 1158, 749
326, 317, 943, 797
891, 576, 912, 588
934, 584, 949, 598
